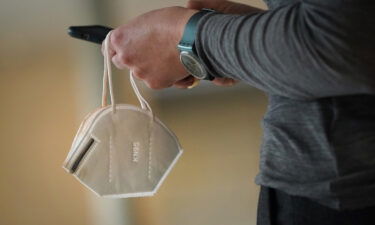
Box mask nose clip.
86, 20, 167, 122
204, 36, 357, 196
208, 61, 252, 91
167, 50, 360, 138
67, 137, 96, 173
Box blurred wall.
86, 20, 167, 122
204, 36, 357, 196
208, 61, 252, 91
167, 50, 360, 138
0, 0, 103, 225
134, 88, 267, 225
0, 0, 267, 225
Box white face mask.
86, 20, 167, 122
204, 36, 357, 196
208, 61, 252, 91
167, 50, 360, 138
63, 31, 183, 198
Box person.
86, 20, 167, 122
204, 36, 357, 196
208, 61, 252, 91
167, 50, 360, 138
104, 0, 375, 224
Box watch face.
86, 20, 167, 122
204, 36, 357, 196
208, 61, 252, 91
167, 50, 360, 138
180, 51, 207, 79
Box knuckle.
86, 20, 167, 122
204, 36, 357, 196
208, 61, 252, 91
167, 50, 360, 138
147, 81, 163, 90
112, 59, 125, 70
112, 55, 127, 69
110, 30, 124, 46
132, 70, 146, 80
119, 53, 132, 65
147, 79, 172, 90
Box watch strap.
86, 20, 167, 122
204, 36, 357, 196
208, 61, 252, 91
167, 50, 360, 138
178, 9, 215, 80
178, 9, 213, 52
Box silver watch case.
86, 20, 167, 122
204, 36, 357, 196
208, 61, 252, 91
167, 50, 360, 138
179, 51, 207, 80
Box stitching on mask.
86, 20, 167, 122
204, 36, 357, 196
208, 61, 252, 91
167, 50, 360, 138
109, 135, 113, 183
147, 117, 154, 180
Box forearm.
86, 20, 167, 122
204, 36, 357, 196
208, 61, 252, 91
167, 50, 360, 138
196, 1, 375, 100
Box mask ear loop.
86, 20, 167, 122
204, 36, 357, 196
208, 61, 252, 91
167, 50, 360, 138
102, 31, 153, 115
102, 31, 116, 114
129, 72, 153, 114
102, 46, 109, 107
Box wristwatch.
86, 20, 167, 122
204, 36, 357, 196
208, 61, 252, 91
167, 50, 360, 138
177, 9, 214, 80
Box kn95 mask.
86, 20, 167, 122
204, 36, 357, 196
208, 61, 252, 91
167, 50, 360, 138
63, 31, 183, 198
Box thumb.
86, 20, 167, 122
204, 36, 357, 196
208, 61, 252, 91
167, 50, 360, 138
186, 0, 204, 10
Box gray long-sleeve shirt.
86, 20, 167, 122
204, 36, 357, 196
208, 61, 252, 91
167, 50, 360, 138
195, 0, 375, 210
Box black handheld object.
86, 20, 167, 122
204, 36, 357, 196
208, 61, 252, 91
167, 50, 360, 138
68, 25, 113, 44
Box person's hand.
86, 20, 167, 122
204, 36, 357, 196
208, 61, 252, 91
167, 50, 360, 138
176, 0, 264, 88
106, 7, 198, 89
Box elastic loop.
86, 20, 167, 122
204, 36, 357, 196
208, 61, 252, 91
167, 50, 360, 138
101, 31, 153, 115
102, 31, 116, 113
102, 53, 108, 107
130, 71, 153, 114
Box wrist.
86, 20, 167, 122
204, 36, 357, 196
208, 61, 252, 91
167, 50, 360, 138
177, 9, 199, 42
177, 9, 216, 80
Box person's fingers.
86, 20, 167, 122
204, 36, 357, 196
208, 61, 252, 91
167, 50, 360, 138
145, 78, 173, 90
101, 33, 116, 57
173, 75, 196, 88
132, 68, 147, 80
212, 77, 237, 86
101, 31, 124, 68
111, 53, 128, 69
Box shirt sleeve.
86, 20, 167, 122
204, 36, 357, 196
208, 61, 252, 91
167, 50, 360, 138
195, 0, 375, 100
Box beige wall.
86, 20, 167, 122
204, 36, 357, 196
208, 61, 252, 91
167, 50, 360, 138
0, 0, 267, 225
133, 89, 267, 225
0, 1, 100, 225
0, 48, 90, 225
